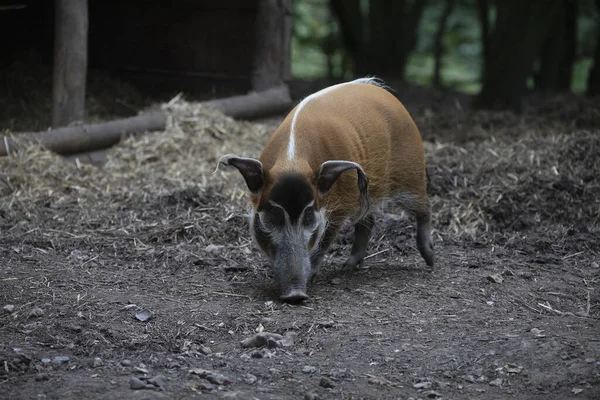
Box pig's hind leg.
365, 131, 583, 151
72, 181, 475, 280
396, 191, 435, 267
342, 213, 375, 270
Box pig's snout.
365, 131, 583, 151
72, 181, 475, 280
280, 287, 309, 303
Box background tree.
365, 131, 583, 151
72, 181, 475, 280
475, 0, 562, 111
535, 0, 578, 92
587, 0, 600, 96
293, 0, 599, 109
433, 0, 456, 88
330, 0, 427, 79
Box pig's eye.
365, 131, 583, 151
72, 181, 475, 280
261, 205, 286, 229
302, 206, 316, 229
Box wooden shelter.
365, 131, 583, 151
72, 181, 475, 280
0, 0, 292, 127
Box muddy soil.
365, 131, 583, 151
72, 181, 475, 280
1, 85, 599, 400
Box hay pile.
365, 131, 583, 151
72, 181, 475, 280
0, 99, 270, 208
427, 130, 600, 238
1, 96, 598, 240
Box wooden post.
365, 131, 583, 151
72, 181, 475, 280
280, 0, 292, 82
252, 0, 290, 91
52, 0, 88, 128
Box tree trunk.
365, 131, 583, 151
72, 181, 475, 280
475, 0, 561, 111
536, 0, 577, 92
52, 0, 88, 128
280, 0, 293, 82
476, 0, 490, 82
433, 0, 455, 88
329, 0, 366, 74
252, 0, 290, 90
586, 2, 600, 96
331, 0, 427, 79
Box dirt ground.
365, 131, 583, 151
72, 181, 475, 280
1, 84, 599, 400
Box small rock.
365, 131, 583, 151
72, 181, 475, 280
244, 373, 257, 384
134, 363, 149, 374
318, 320, 335, 328
413, 381, 432, 390
585, 358, 595, 363
91, 357, 103, 368
330, 278, 341, 285
135, 309, 152, 322
319, 377, 336, 388
486, 274, 504, 284
463, 375, 476, 383
53, 356, 70, 364
147, 375, 167, 388
250, 348, 274, 358
199, 345, 212, 355
198, 382, 214, 391
572, 388, 584, 395
41, 358, 51, 364
3, 304, 15, 313
329, 368, 347, 380
302, 365, 317, 374
205, 244, 224, 254
29, 307, 44, 318
368, 375, 392, 385
121, 359, 132, 367
530, 327, 545, 337
504, 363, 523, 374
427, 391, 442, 399
280, 332, 297, 347
304, 392, 321, 400
205, 372, 231, 385
240, 332, 284, 348
35, 373, 49, 381
66, 325, 83, 333
489, 378, 503, 387
189, 368, 231, 385
129, 376, 150, 390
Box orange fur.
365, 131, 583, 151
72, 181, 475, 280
251, 82, 428, 221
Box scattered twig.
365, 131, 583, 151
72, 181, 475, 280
212, 291, 252, 299
364, 248, 390, 260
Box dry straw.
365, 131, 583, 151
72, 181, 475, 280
1, 96, 598, 240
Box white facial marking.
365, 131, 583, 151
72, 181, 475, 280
286, 77, 384, 161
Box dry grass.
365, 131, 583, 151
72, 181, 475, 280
1, 95, 599, 243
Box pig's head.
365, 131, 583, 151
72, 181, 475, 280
216, 155, 369, 302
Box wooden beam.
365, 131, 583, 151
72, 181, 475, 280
203, 85, 293, 120
0, 111, 166, 157
52, 0, 88, 127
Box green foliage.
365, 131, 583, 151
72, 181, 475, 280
291, 0, 599, 94
408, 0, 483, 93
291, 0, 343, 79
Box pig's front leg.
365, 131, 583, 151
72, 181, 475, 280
309, 221, 342, 282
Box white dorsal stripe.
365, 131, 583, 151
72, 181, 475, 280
286, 77, 385, 161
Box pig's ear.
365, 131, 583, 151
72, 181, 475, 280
316, 160, 370, 222
216, 154, 264, 194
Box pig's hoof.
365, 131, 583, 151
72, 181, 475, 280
280, 289, 309, 303
342, 256, 364, 271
